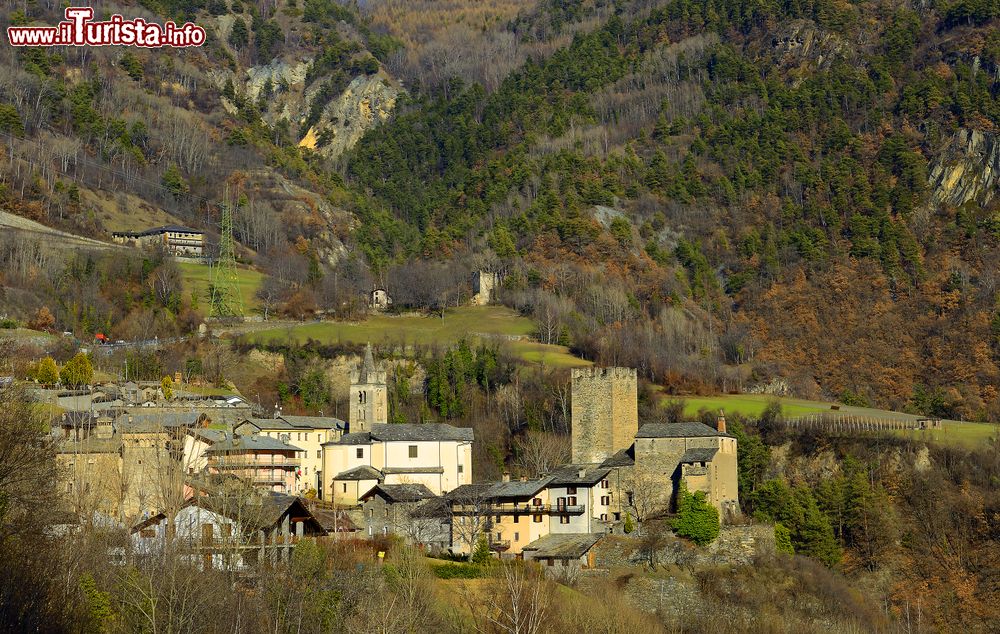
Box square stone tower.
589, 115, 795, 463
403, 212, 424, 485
349, 343, 387, 432
571, 367, 638, 464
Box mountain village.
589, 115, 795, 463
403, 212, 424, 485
49, 344, 740, 573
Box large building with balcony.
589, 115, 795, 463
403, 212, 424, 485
205, 433, 304, 494
112, 225, 205, 257
235, 415, 346, 497
445, 476, 595, 557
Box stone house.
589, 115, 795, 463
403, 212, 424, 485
359, 483, 448, 549
112, 225, 205, 257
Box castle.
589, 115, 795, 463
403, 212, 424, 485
570, 367, 740, 517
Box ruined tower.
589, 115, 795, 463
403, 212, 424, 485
348, 343, 387, 433
570, 367, 638, 464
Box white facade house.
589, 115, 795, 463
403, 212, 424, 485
323, 423, 474, 504
543, 465, 614, 534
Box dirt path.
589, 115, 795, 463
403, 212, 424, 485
0, 210, 121, 250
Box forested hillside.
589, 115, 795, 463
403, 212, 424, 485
346, 0, 1000, 421
0, 0, 997, 420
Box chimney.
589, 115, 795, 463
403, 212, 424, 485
519, 476, 527, 482
578, 469, 587, 479
716, 409, 726, 434
501, 472, 510, 483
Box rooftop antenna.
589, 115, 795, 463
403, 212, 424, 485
209, 183, 244, 321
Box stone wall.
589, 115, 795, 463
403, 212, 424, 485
591, 524, 775, 571
571, 367, 637, 464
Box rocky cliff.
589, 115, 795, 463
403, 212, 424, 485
928, 128, 1000, 209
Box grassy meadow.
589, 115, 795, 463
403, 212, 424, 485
178, 261, 266, 313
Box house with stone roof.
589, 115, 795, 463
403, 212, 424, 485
322, 422, 473, 504
205, 433, 304, 495
235, 414, 346, 497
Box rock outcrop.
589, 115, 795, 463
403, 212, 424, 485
298, 72, 401, 160
927, 128, 1000, 209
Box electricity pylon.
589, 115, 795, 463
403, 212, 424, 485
210, 185, 244, 321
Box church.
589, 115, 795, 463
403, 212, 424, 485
321, 344, 474, 504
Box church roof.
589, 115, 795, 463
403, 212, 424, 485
358, 343, 376, 383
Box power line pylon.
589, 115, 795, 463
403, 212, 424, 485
210, 185, 244, 321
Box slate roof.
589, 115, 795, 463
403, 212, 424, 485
547, 464, 612, 486
329, 432, 373, 446
360, 483, 438, 504
599, 446, 635, 468
522, 533, 604, 559
277, 415, 346, 430
489, 478, 552, 499
116, 412, 206, 431
205, 434, 303, 453
333, 465, 384, 481
243, 415, 345, 431
635, 422, 732, 439
370, 423, 474, 442
443, 483, 495, 501
114, 225, 203, 237
188, 428, 227, 443
327, 424, 474, 444
679, 447, 719, 464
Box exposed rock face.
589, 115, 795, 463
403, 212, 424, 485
298, 72, 401, 160
768, 19, 850, 79
209, 61, 402, 162
927, 128, 1000, 209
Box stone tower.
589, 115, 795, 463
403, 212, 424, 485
571, 367, 638, 464
349, 343, 387, 432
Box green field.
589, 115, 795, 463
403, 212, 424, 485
504, 340, 591, 368
253, 306, 536, 347
668, 393, 996, 448
178, 262, 266, 313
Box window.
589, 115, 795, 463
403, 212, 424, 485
557, 497, 566, 509
601, 479, 609, 489
457, 464, 463, 474
359, 390, 367, 404
547, 559, 554, 566
408, 445, 418, 458
533, 514, 542, 523
600, 496, 610, 505
342, 483, 347, 493
357, 448, 364, 459
316, 450, 321, 459
513, 515, 519, 524
560, 516, 569, 524
600, 514, 608, 521
368, 509, 373, 518
496, 532, 502, 541
514, 532, 519, 541
532, 497, 542, 506
567, 486, 577, 495
567, 496, 577, 506
495, 515, 501, 523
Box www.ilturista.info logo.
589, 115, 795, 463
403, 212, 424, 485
8, 7, 205, 47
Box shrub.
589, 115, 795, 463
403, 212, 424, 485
672, 484, 720, 546
432, 563, 484, 579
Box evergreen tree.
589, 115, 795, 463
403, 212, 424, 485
672, 484, 720, 546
